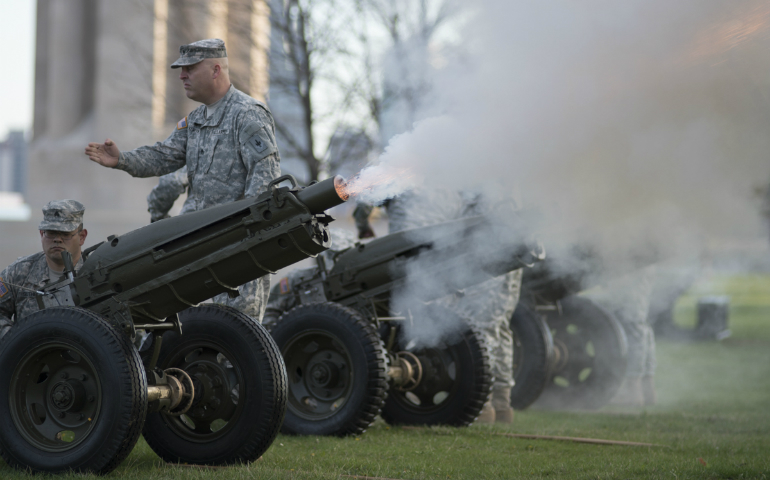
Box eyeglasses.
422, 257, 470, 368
42, 230, 80, 240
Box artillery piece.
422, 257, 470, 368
264, 210, 544, 436
509, 252, 630, 411
0, 175, 348, 474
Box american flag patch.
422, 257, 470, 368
177, 117, 188, 130
0, 278, 8, 298
279, 277, 291, 294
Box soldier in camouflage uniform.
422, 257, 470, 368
147, 166, 192, 223
588, 266, 657, 406
0, 200, 88, 338
85, 39, 280, 321
263, 229, 358, 326
354, 189, 522, 423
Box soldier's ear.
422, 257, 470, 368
79, 229, 88, 246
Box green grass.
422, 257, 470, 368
2, 275, 769, 479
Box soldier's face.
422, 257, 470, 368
179, 61, 214, 102
40, 227, 88, 265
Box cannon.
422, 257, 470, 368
264, 210, 544, 436
509, 252, 630, 411
0, 175, 349, 474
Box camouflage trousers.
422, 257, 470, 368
211, 276, 270, 323
442, 270, 523, 389
589, 267, 656, 378
620, 321, 656, 377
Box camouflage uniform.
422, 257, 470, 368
0, 200, 86, 338
147, 166, 192, 222
117, 39, 281, 321
263, 229, 358, 325
589, 267, 656, 378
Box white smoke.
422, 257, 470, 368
353, 0, 770, 244
348, 0, 770, 346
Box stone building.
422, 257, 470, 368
0, 0, 272, 266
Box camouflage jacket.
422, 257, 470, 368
117, 85, 281, 211
147, 166, 193, 222
0, 253, 51, 337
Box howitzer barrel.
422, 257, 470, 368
63, 175, 347, 326
325, 213, 544, 306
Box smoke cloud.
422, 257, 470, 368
346, 1, 770, 346
352, 0, 770, 244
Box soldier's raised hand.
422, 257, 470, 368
85, 139, 120, 168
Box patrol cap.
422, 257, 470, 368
170, 38, 227, 68
38, 200, 85, 232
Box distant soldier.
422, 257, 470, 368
263, 229, 358, 326
85, 38, 281, 321
0, 200, 88, 338
147, 166, 192, 223
590, 267, 657, 406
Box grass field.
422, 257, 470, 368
1, 274, 768, 479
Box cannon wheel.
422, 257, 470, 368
0, 307, 147, 475
534, 295, 628, 410
268, 302, 388, 436
142, 305, 287, 464
380, 310, 492, 427
509, 302, 554, 410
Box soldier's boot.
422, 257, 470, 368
492, 386, 514, 424
476, 400, 496, 424
610, 377, 644, 407
642, 375, 657, 406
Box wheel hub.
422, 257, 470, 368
50, 380, 86, 412
309, 360, 339, 388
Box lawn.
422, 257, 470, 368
1, 275, 768, 479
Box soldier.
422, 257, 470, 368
147, 166, 192, 223
590, 266, 657, 406
354, 189, 522, 423
0, 200, 88, 338
263, 229, 358, 326
85, 38, 280, 321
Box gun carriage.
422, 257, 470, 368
0, 175, 348, 474
264, 210, 545, 436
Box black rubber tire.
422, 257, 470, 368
268, 302, 388, 436
534, 295, 628, 410
0, 307, 147, 475
142, 304, 287, 465
380, 309, 492, 427
509, 302, 554, 410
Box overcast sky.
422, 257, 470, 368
0, 0, 35, 141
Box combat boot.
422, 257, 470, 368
491, 386, 514, 424
610, 377, 644, 407
476, 400, 495, 424
642, 375, 657, 406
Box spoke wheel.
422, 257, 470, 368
0, 307, 146, 475
381, 308, 492, 427
268, 303, 388, 436
533, 296, 628, 410
509, 302, 554, 410
142, 305, 286, 465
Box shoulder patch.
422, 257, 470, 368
0, 278, 8, 298
279, 277, 291, 294
245, 127, 275, 156
177, 117, 188, 130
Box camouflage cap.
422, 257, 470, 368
170, 38, 227, 68
38, 200, 85, 232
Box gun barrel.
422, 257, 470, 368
325, 214, 542, 306
63, 176, 348, 325
296, 176, 349, 214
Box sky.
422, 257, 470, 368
0, 0, 36, 141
